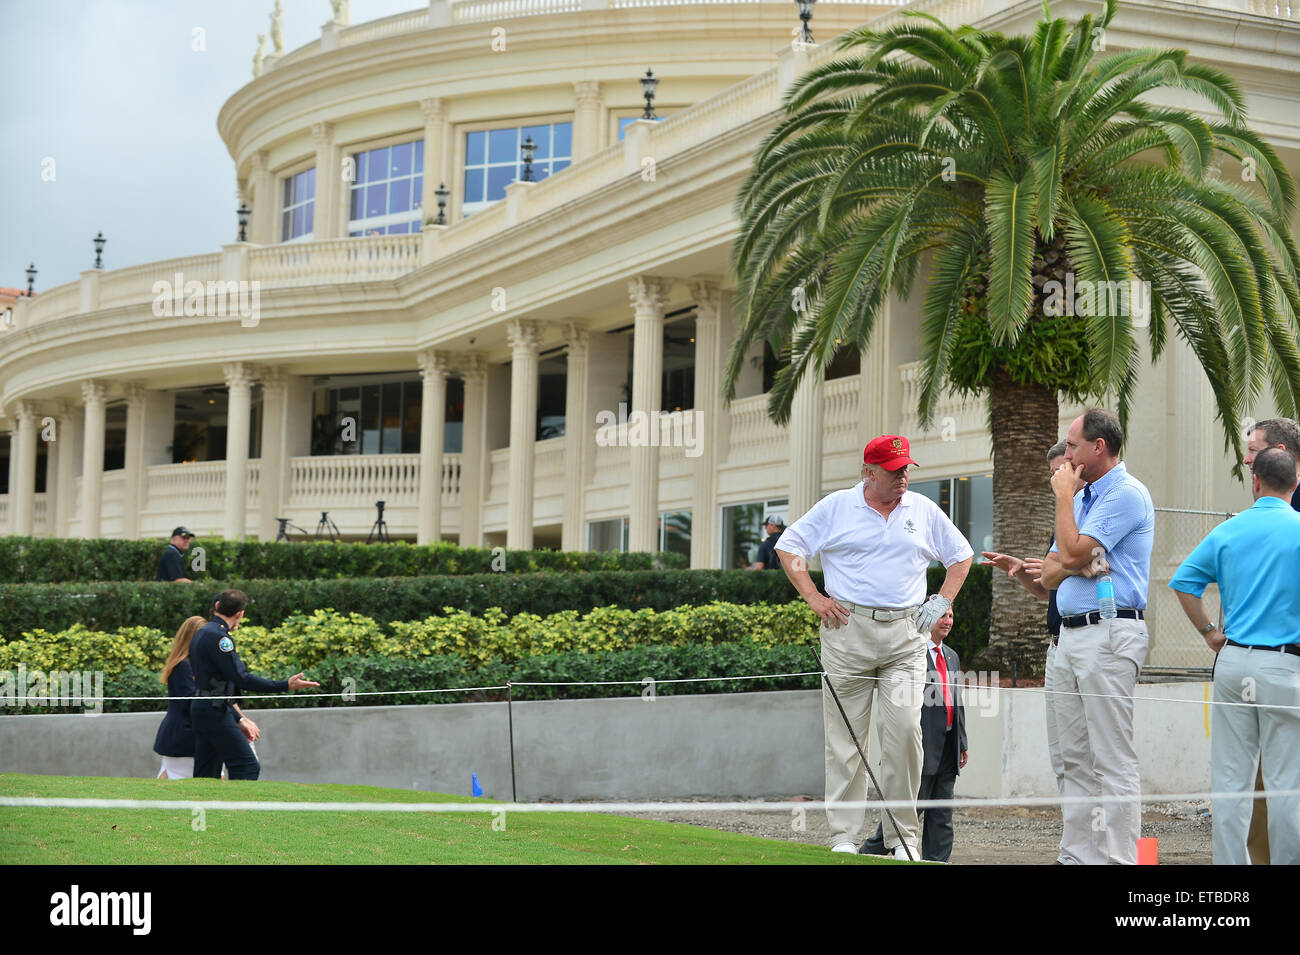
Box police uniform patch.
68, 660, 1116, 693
219, 636, 234, 652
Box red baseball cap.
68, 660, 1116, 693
864, 434, 918, 471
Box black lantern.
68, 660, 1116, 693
435, 182, 449, 225
797, 0, 815, 44
237, 202, 251, 242
93, 231, 106, 269
25, 263, 37, 297
521, 135, 537, 182
640, 68, 659, 120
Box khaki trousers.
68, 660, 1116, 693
1044, 640, 1066, 862
1211, 644, 1300, 865
820, 612, 925, 849
1051, 617, 1148, 865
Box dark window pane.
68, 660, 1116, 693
466, 131, 485, 166
488, 127, 516, 163
283, 177, 293, 206
486, 165, 514, 201
415, 138, 425, 168
354, 151, 367, 183
281, 211, 291, 241
403, 380, 422, 454
361, 384, 381, 455
303, 203, 314, 235
390, 142, 413, 178
304, 167, 316, 197
382, 382, 402, 454
553, 122, 572, 157
292, 205, 305, 237
350, 186, 363, 219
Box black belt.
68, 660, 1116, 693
1225, 639, 1300, 658
1060, 608, 1144, 629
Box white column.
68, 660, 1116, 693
561, 323, 590, 551
10, 400, 39, 536
258, 367, 288, 540
420, 97, 450, 225
417, 349, 449, 544
121, 384, 147, 539
787, 345, 825, 524
43, 412, 59, 537
457, 354, 487, 547
506, 320, 544, 549
224, 363, 256, 540
312, 122, 340, 240
572, 81, 604, 162
54, 399, 81, 538
627, 275, 672, 553
249, 150, 276, 245
80, 380, 110, 539
689, 279, 721, 568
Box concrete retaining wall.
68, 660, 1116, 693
0, 684, 1212, 800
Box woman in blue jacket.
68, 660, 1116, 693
154, 616, 206, 779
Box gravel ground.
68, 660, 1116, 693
627, 798, 1214, 864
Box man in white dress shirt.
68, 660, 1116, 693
777, 435, 974, 858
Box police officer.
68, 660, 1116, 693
157, 527, 196, 583
749, 516, 786, 570
190, 589, 319, 779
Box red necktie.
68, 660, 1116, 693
934, 646, 953, 729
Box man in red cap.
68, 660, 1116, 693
777, 435, 974, 858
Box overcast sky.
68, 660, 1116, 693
0, 0, 416, 293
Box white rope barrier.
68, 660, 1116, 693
1, 789, 1295, 815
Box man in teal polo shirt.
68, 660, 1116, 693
1169, 447, 1300, 865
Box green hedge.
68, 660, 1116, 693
57, 642, 828, 714
0, 535, 687, 584
0, 569, 819, 641
0, 564, 991, 644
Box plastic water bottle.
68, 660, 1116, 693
1097, 574, 1117, 620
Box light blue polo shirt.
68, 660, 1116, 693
1168, 496, 1300, 647
1050, 462, 1155, 615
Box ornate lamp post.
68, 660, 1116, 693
640, 68, 659, 120
25, 263, 37, 296
237, 202, 251, 242
435, 183, 449, 225
93, 231, 107, 269
796, 0, 816, 44
521, 135, 537, 182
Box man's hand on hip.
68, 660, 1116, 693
914, 594, 951, 634
808, 592, 850, 629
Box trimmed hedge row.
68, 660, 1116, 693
0, 535, 687, 584
0, 564, 992, 648
55, 642, 829, 714
0, 569, 819, 640
0, 603, 821, 682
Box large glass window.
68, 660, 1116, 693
588, 517, 628, 553
312, 378, 430, 455
911, 473, 993, 554
281, 168, 316, 241
661, 510, 691, 561
721, 498, 788, 569
348, 139, 425, 236
620, 313, 697, 413
462, 121, 572, 217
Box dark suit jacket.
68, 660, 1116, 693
921, 643, 967, 777
153, 658, 196, 757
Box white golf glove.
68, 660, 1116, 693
914, 594, 951, 634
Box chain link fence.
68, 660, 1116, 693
1144, 506, 1233, 672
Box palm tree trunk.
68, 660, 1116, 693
976, 370, 1060, 675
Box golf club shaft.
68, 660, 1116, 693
812, 646, 916, 862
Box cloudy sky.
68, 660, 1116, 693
0, 0, 415, 292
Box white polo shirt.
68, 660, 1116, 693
776, 483, 973, 607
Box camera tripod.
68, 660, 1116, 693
315, 511, 341, 541
274, 517, 310, 542
366, 500, 390, 544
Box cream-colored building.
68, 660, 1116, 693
2, 0, 1298, 633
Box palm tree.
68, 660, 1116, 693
725, 0, 1300, 668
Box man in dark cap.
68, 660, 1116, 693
157, 527, 196, 583
749, 515, 787, 570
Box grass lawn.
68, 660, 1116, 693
0, 774, 891, 865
